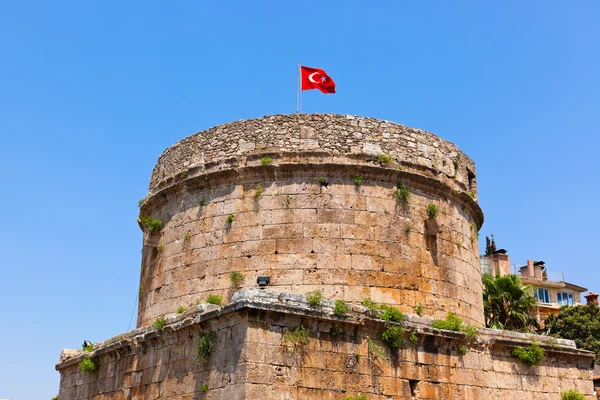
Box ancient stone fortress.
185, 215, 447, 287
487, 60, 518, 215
56, 114, 595, 399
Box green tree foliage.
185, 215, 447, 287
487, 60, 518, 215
544, 304, 600, 363
482, 273, 538, 332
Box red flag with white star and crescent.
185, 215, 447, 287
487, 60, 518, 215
300, 66, 336, 94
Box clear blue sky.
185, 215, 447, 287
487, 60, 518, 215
1, 1, 599, 398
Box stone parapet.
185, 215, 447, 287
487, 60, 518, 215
56, 289, 595, 400
148, 114, 477, 196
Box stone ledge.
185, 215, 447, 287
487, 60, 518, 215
56, 288, 593, 370
140, 161, 484, 229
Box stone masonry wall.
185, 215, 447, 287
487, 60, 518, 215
148, 114, 477, 196
138, 114, 484, 329
138, 164, 483, 328
56, 290, 596, 400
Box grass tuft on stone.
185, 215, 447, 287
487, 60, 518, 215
512, 342, 545, 366
284, 325, 311, 345
333, 299, 350, 316
254, 184, 264, 197
197, 331, 216, 363
141, 216, 163, 231
329, 324, 344, 336
381, 325, 404, 348
206, 294, 222, 305
378, 153, 392, 165
379, 305, 405, 322
305, 290, 323, 308
393, 183, 411, 204
345, 394, 368, 400
79, 356, 98, 373
361, 298, 379, 316
415, 303, 423, 316
153, 316, 166, 330
260, 156, 272, 165
561, 389, 586, 400
426, 204, 439, 218
230, 271, 245, 287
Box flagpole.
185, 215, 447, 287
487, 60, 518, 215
296, 62, 300, 114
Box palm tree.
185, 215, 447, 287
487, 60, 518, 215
482, 273, 539, 332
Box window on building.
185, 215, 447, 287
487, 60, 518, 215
480, 258, 491, 275
536, 288, 550, 304
557, 292, 574, 306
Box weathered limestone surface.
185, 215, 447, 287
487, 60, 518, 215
137, 114, 484, 328
56, 289, 596, 400
56, 115, 595, 399
148, 114, 477, 194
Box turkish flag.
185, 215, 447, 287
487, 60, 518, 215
301, 66, 336, 94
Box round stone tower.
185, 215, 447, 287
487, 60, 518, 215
137, 114, 484, 328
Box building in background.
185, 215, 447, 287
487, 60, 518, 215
517, 260, 588, 321
480, 242, 588, 323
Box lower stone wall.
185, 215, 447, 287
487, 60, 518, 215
56, 289, 595, 400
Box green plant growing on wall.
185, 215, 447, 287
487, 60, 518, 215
200, 383, 209, 393
283, 325, 310, 346
180, 170, 188, 179
468, 191, 476, 199
141, 216, 163, 231
512, 342, 545, 366
305, 290, 323, 308
317, 177, 328, 186
260, 156, 272, 165
426, 204, 439, 218
404, 223, 412, 233
177, 305, 186, 314
432, 312, 461, 330
361, 298, 379, 317
230, 271, 245, 287
381, 325, 404, 348
284, 196, 291, 207
138, 199, 146, 208
561, 389, 586, 400
432, 312, 478, 336
393, 183, 411, 204
469, 222, 479, 243
226, 214, 234, 224
198, 197, 206, 206
409, 332, 419, 346
254, 184, 264, 197
333, 299, 350, 316
353, 175, 363, 186
379, 305, 405, 322
415, 303, 423, 316
79, 356, 98, 373
183, 232, 191, 240
197, 331, 216, 363
345, 394, 368, 400
155, 245, 163, 253
457, 345, 468, 355
52, 396, 58, 400
83, 342, 94, 352
206, 294, 222, 305
329, 324, 344, 336
456, 240, 463, 249
153, 316, 166, 330
366, 337, 387, 361
378, 153, 392, 165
